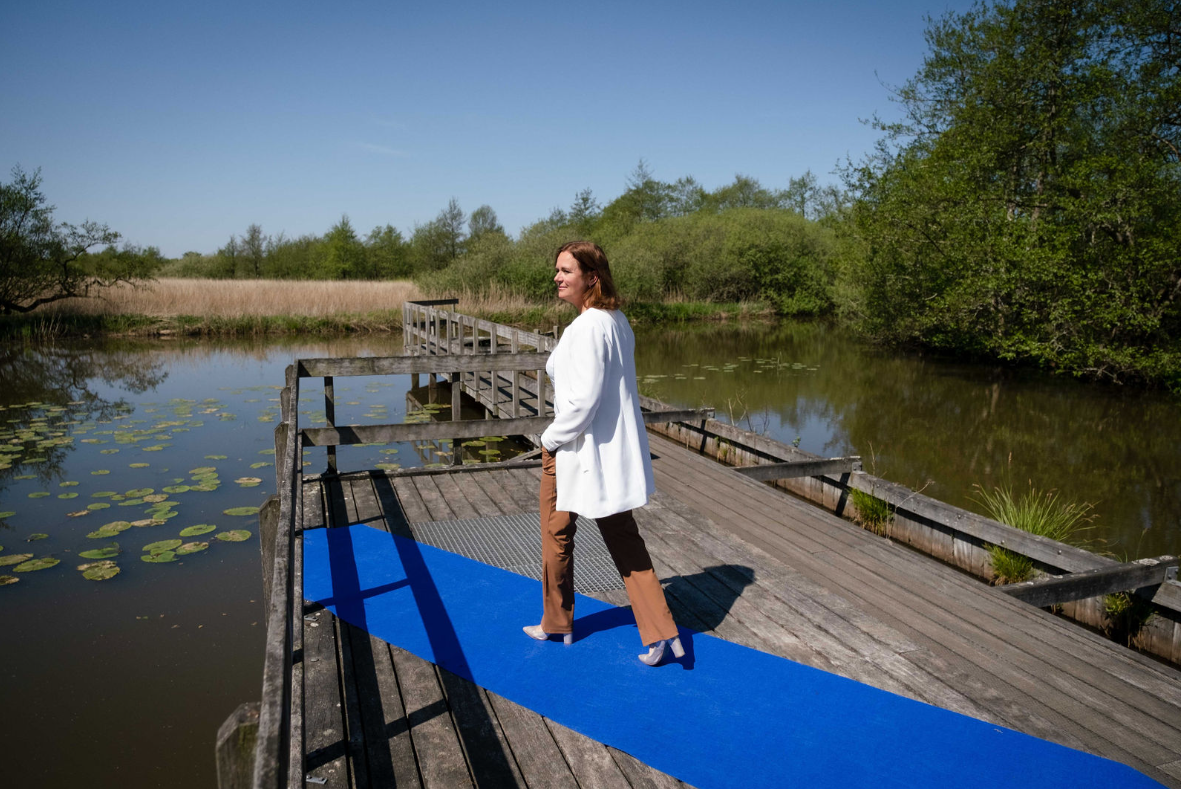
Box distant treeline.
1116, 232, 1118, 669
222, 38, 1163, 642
147, 0, 1181, 390
159, 164, 846, 316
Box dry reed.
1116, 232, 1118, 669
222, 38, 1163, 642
40, 278, 426, 318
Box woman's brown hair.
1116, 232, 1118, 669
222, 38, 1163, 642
555, 241, 621, 310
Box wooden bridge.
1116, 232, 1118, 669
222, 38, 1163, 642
218, 301, 1181, 789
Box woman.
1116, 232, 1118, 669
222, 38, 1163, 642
523, 241, 684, 666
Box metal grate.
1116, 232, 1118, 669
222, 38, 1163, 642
411, 513, 624, 593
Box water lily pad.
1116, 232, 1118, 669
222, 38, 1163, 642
117, 498, 145, 507
258, 449, 275, 455
205, 454, 228, 460
131, 518, 165, 528
87, 502, 111, 510
14, 474, 35, 480
28, 491, 49, 499
79, 545, 121, 560
376, 462, 400, 471
87, 521, 132, 538
81, 561, 120, 580
67, 510, 91, 518
14, 556, 59, 572
176, 541, 209, 555
0, 553, 34, 567
235, 477, 262, 487
223, 506, 259, 517
26, 533, 49, 541
142, 494, 169, 503
0, 575, 17, 586
179, 524, 216, 537
141, 551, 176, 563
59, 481, 79, 488
91, 469, 110, 475
129, 462, 150, 468
189, 466, 217, 475
91, 491, 116, 498
125, 488, 154, 497
143, 539, 182, 554
216, 530, 252, 542
162, 485, 190, 494
249, 461, 272, 469
0, 511, 15, 518
58, 492, 79, 499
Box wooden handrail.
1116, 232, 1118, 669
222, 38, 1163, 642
1000, 557, 1179, 608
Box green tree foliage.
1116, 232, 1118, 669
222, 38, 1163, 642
364, 224, 410, 278
468, 205, 505, 243
316, 216, 366, 279
0, 166, 160, 314
841, 0, 1181, 386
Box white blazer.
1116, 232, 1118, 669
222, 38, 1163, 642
540, 308, 655, 518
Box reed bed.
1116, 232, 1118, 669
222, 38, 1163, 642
41, 278, 425, 318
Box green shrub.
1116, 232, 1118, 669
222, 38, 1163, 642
973, 482, 1095, 585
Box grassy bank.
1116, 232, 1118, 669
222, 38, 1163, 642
1, 278, 773, 340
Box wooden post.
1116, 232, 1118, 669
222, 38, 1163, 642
323, 376, 337, 476
451, 371, 462, 465
511, 330, 520, 417
215, 701, 260, 789
258, 495, 280, 615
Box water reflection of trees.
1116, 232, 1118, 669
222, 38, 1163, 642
633, 322, 1181, 558
0, 342, 168, 488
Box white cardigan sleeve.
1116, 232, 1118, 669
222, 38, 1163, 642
540, 316, 608, 452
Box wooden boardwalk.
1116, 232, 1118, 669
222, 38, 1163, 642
229, 304, 1181, 789
291, 435, 1181, 788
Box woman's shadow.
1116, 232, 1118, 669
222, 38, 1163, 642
572, 564, 756, 670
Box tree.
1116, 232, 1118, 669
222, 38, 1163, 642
365, 224, 410, 278
567, 188, 602, 232
467, 205, 505, 242
842, 0, 1181, 386
241, 223, 267, 277
317, 216, 366, 279
438, 198, 467, 260
0, 166, 151, 314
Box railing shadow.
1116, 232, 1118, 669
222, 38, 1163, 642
370, 474, 520, 784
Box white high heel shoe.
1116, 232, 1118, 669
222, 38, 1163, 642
523, 624, 574, 645
639, 636, 685, 666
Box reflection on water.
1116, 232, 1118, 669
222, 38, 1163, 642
633, 321, 1181, 559
0, 335, 413, 789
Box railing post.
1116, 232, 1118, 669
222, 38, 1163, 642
511, 330, 520, 417
323, 376, 337, 476
451, 370, 462, 466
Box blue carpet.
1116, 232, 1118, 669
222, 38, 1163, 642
303, 524, 1164, 789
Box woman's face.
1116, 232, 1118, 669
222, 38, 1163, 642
554, 251, 593, 311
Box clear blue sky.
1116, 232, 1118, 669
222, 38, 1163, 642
1, 0, 975, 257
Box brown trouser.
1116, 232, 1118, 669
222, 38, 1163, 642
540, 448, 679, 646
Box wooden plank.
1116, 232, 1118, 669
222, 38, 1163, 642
732, 456, 862, 481
390, 647, 474, 788
434, 665, 524, 787
301, 607, 349, 789
391, 477, 433, 524
544, 720, 633, 789
1002, 557, 1179, 608
483, 691, 579, 789
298, 352, 551, 378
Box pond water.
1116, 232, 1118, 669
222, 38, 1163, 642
2, 324, 1178, 788
0, 335, 423, 789
632, 321, 1181, 560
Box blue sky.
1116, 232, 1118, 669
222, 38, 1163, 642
2, 0, 975, 257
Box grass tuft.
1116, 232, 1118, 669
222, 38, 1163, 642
973, 481, 1096, 584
